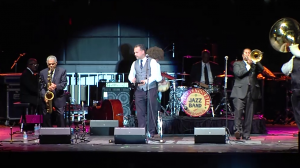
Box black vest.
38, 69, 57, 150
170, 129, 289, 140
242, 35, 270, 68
291, 57, 300, 89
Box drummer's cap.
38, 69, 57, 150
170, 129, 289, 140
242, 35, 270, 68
202, 49, 211, 55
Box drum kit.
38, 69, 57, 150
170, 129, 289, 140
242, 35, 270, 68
158, 72, 233, 117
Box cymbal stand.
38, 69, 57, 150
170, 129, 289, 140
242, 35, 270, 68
214, 95, 233, 116
79, 101, 89, 142
169, 80, 177, 116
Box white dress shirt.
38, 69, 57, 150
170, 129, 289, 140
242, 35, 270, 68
27, 67, 34, 74
281, 56, 295, 76
244, 60, 251, 71
128, 57, 162, 84
200, 62, 214, 84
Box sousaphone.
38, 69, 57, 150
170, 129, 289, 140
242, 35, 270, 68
269, 17, 300, 54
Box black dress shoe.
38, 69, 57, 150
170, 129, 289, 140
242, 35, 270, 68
242, 137, 251, 140
234, 132, 241, 140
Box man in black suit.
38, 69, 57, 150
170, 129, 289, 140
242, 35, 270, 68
230, 48, 264, 140
190, 49, 223, 115
20, 58, 41, 130
40, 55, 67, 127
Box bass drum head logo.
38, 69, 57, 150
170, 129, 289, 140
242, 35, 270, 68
181, 88, 211, 117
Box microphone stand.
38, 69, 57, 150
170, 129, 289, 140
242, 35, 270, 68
224, 56, 229, 140
37, 71, 42, 135
145, 55, 150, 143
10, 53, 26, 72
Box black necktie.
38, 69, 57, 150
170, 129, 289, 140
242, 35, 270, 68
140, 60, 143, 69
204, 64, 209, 85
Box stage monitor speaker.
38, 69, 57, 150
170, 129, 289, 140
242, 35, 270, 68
39, 127, 71, 144
114, 127, 146, 144
90, 120, 119, 136
194, 127, 226, 144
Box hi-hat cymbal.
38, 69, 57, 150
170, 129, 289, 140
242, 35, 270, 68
177, 73, 190, 76
216, 74, 234, 78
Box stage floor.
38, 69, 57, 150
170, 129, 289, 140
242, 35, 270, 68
0, 124, 298, 153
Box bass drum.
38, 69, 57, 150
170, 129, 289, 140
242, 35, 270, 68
181, 88, 211, 117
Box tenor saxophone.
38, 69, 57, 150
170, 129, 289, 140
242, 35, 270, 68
45, 69, 54, 113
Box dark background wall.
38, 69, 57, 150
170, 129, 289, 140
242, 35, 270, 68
0, 0, 297, 119
0, 0, 299, 73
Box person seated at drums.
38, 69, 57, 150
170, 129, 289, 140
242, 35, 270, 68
190, 49, 223, 115
146, 46, 167, 113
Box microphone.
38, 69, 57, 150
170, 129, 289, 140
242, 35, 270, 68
146, 54, 149, 58
225, 56, 228, 60
172, 43, 175, 58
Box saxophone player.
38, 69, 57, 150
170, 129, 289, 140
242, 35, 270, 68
40, 55, 67, 127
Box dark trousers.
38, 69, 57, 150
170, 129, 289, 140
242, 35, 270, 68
135, 87, 158, 135
232, 89, 257, 138
43, 104, 65, 127
291, 92, 300, 130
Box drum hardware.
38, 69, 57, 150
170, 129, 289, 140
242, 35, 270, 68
177, 72, 190, 76
214, 96, 233, 116
73, 101, 89, 144
216, 74, 234, 78
191, 81, 209, 89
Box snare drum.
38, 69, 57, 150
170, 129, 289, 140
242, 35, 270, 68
169, 86, 189, 100
180, 88, 211, 117
206, 84, 220, 94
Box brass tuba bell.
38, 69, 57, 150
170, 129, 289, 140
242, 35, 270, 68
250, 49, 263, 62
269, 17, 300, 53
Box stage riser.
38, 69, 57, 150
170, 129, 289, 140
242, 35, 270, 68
162, 117, 267, 135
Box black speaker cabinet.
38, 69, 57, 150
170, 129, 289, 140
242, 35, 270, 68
114, 127, 146, 144
90, 120, 119, 136
194, 127, 226, 144
39, 127, 71, 144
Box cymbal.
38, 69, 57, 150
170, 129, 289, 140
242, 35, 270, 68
177, 73, 190, 76
216, 74, 234, 78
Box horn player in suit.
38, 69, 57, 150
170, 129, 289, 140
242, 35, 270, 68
40, 55, 67, 127
230, 48, 264, 140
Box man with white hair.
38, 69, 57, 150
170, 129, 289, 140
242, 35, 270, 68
40, 55, 67, 127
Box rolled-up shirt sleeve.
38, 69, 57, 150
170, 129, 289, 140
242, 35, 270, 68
281, 56, 295, 76
147, 59, 162, 83
128, 61, 136, 83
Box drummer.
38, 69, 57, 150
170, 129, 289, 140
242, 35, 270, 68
190, 49, 223, 115
146, 47, 167, 113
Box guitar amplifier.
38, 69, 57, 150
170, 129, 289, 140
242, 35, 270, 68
102, 86, 131, 122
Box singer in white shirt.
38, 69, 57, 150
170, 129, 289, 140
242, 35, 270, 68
128, 44, 163, 138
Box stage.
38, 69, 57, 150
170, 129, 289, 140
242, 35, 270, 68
0, 123, 298, 167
